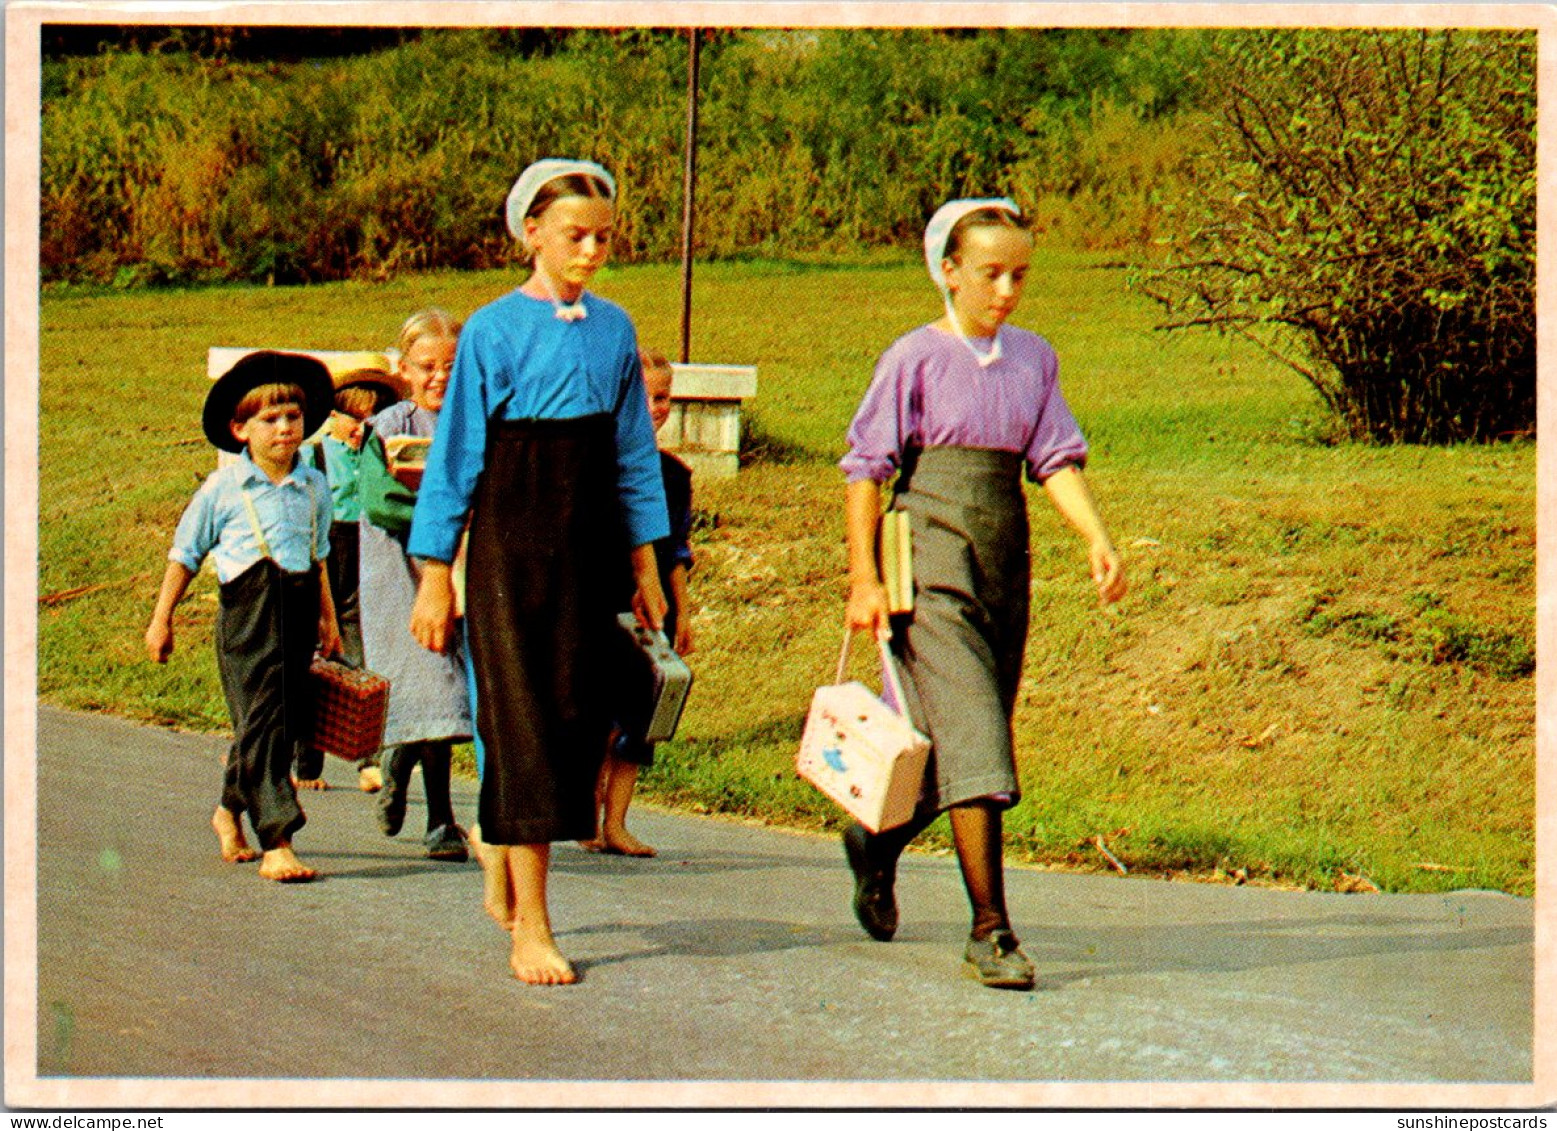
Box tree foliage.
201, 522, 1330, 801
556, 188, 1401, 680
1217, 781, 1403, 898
40, 27, 1205, 286
1140, 29, 1535, 444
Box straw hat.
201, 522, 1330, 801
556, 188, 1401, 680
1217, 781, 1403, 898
323, 351, 409, 403
202, 350, 334, 453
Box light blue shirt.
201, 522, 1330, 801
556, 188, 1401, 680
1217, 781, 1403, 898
408, 288, 670, 564
169, 450, 332, 583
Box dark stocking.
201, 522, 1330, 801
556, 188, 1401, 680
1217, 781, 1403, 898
950, 800, 1010, 940
420, 740, 456, 832
863, 807, 937, 874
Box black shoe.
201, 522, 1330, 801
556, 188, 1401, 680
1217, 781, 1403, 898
424, 823, 468, 862
376, 749, 408, 837
963, 929, 1035, 990
843, 823, 898, 942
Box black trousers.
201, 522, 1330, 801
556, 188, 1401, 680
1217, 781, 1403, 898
325, 520, 363, 666
215, 560, 318, 851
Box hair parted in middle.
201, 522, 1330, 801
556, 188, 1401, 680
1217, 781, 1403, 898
944, 206, 1030, 265
526, 172, 614, 222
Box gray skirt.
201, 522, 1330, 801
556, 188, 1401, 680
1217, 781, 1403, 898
359, 517, 472, 748
889, 446, 1030, 811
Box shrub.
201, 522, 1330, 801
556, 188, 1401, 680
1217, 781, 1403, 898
42, 28, 1211, 285
1139, 29, 1536, 444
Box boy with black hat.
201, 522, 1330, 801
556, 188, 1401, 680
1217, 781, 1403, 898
145, 351, 342, 882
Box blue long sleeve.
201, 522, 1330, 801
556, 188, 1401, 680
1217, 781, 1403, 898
407, 289, 669, 562
613, 347, 672, 548
408, 322, 492, 563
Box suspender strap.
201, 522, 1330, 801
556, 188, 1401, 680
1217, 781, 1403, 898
239, 480, 319, 567
239, 488, 272, 561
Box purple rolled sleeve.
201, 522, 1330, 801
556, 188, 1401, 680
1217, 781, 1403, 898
840, 325, 1087, 484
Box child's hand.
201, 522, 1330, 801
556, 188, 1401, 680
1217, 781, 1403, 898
410, 568, 456, 653
1090, 541, 1127, 606
145, 620, 174, 663
674, 619, 694, 657
846, 580, 891, 636
317, 613, 343, 659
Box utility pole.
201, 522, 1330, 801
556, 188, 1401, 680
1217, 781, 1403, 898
678, 27, 701, 364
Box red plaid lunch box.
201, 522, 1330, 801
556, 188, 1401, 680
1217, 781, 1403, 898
307, 657, 390, 761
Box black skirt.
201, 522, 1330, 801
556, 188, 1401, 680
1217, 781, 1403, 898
465, 414, 633, 844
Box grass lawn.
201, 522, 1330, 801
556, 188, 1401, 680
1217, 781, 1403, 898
35, 251, 1535, 895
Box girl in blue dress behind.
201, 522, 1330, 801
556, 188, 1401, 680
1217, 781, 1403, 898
408, 159, 668, 985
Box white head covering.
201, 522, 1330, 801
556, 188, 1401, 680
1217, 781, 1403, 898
923, 197, 1022, 367
504, 158, 616, 241
504, 158, 616, 321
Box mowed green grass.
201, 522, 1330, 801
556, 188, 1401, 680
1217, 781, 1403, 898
36, 252, 1535, 895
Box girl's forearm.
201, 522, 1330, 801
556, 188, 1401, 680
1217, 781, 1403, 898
845, 479, 884, 588
844, 479, 892, 634
1044, 465, 1128, 605
631, 544, 666, 603
628, 543, 668, 631
1042, 465, 1115, 550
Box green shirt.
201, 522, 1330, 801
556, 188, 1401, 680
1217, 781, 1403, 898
313, 435, 363, 524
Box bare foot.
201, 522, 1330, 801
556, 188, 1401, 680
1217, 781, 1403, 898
576, 836, 606, 853
470, 825, 515, 930
211, 807, 258, 863
509, 932, 577, 985
294, 776, 329, 791
358, 765, 383, 793
601, 828, 656, 858
258, 844, 318, 883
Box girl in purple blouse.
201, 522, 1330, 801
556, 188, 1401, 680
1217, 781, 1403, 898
840, 198, 1128, 990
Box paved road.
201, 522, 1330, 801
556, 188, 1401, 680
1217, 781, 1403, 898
31, 705, 1535, 1089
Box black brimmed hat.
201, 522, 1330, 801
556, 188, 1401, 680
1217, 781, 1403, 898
203, 350, 334, 452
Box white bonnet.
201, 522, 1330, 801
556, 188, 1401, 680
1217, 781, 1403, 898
923, 197, 1022, 292
505, 158, 617, 241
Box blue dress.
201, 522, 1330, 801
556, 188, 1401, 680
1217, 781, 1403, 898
407, 288, 669, 845
408, 289, 667, 564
